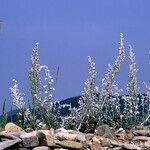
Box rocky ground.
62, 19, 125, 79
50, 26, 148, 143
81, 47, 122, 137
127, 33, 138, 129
0, 123, 150, 150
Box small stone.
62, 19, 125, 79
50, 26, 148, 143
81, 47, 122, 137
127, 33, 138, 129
55, 140, 83, 149
32, 146, 50, 150
37, 130, 55, 146
5, 122, 22, 132
90, 143, 105, 150
20, 131, 39, 148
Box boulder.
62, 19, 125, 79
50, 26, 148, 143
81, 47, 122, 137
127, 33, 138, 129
37, 130, 55, 146
5, 122, 22, 132
20, 131, 39, 148
94, 125, 117, 140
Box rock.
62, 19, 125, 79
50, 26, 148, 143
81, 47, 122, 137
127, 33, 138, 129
112, 147, 122, 150
132, 130, 150, 136
85, 133, 94, 141
90, 143, 105, 150
20, 131, 39, 148
55, 140, 83, 149
100, 138, 111, 147
5, 122, 22, 132
109, 139, 123, 147
92, 136, 101, 143
50, 128, 55, 136
18, 148, 30, 150
55, 128, 68, 134
145, 140, 150, 148
0, 132, 22, 150
55, 131, 86, 142
10, 131, 27, 138
126, 132, 134, 140
122, 143, 141, 150
133, 136, 150, 141
32, 146, 50, 150
94, 125, 117, 140
116, 133, 126, 141
25, 128, 34, 133
54, 148, 69, 150
55, 132, 77, 141
37, 130, 55, 146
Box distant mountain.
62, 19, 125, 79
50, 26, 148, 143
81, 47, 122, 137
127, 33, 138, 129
1, 94, 148, 123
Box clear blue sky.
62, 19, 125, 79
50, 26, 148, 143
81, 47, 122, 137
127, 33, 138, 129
0, 0, 150, 111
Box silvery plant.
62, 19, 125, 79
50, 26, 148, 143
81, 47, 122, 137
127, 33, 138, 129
10, 43, 60, 129
10, 34, 150, 131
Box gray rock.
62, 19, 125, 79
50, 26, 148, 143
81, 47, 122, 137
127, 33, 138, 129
20, 131, 39, 148
94, 125, 117, 140
0, 133, 22, 150
132, 130, 150, 136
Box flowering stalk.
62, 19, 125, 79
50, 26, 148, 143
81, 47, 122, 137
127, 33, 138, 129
98, 33, 125, 118
10, 79, 26, 127
126, 45, 139, 123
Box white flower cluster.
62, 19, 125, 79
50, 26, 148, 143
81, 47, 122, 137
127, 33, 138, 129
76, 56, 98, 130
10, 79, 25, 110
125, 45, 139, 121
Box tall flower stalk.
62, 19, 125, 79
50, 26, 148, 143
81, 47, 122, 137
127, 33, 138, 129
97, 33, 125, 120
125, 45, 139, 124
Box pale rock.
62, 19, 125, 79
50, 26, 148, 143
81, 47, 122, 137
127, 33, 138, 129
90, 143, 105, 150
37, 130, 55, 146
32, 146, 50, 150
145, 140, 150, 148
85, 133, 94, 141
133, 136, 150, 141
0, 132, 22, 150
122, 143, 141, 150
55, 140, 83, 149
92, 136, 101, 143
5, 122, 22, 132
133, 130, 150, 136
55, 128, 68, 134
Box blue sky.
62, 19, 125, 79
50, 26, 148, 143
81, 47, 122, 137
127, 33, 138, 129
0, 0, 150, 111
